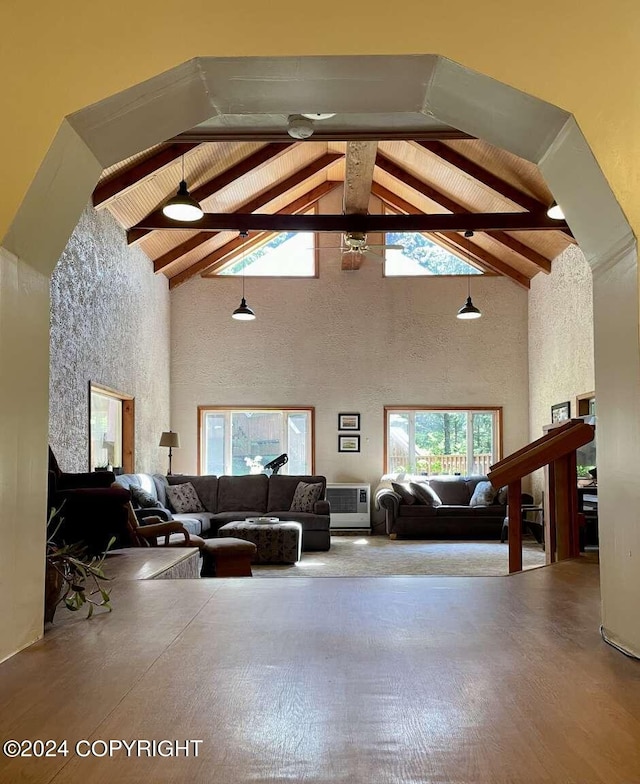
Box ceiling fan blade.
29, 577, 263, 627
364, 243, 404, 250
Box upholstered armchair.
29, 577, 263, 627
48, 447, 132, 554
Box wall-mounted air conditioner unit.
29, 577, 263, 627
326, 483, 371, 529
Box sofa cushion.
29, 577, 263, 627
469, 480, 497, 507
290, 481, 324, 512
391, 481, 416, 505
167, 474, 218, 513
115, 473, 161, 502
130, 485, 160, 508
267, 475, 327, 512
218, 474, 268, 513
398, 504, 437, 518
428, 478, 470, 505
409, 482, 442, 507
470, 505, 505, 517
166, 482, 206, 514
434, 504, 475, 517
171, 512, 215, 537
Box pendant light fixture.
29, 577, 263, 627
457, 230, 482, 320
546, 200, 565, 220
232, 231, 256, 321
162, 154, 203, 222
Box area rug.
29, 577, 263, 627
251, 536, 547, 578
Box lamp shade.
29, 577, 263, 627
232, 297, 256, 320
159, 431, 180, 448
457, 296, 482, 319
547, 201, 565, 220
162, 181, 203, 222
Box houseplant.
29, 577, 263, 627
45, 507, 115, 622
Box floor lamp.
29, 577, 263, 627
159, 430, 180, 475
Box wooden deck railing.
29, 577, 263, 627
390, 453, 493, 475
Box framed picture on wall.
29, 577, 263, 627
338, 413, 360, 430
338, 435, 360, 453
551, 401, 571, 422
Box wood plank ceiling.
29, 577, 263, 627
94, 136, 574, 290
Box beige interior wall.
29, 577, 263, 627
49, 205, 171, 474
528, 245, 595, 499
170, 188, 530, 494
0, 248, 49, 664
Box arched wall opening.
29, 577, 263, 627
1, 55, 637, 662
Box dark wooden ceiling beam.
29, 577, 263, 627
375, 153, 553, 273
416, 140, 574, 242
143, 210, 567, 235
153, 152, 343, 271
372, 183, 530, 289
168, 180, 341, 288
92, 143, 201, 208
128, 142, 296, 245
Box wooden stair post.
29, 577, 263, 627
508, 480, 522, 573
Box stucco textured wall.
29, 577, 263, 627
49, 205, 170, 473
528, 244, 595, 499
170, 192, 530, 492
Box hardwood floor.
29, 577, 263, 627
1, 556, 639, 783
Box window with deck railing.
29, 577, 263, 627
199, 407, 314, 476
385, 407, 501, 476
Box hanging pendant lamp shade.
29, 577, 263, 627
456, 229, 482, 319
232, 297, 256, 320
162, 179, 203, 222
457, 295, 482, 319
162, 155, 203, 222
546, 200, 565, 220
231, 231, 256, 320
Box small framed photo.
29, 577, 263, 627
551, 401, 571, 422
338, 412, 360, 431
338, 434, 360, 453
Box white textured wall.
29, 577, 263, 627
49, 205, 170, 473
170, 193, 530, 491
528, 244, 595, 499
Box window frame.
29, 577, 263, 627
383, 405, 503, 475
197, 405, 315, 476
383, 206, 485, 278
207, 206, 320, 279
88, 382, 135, 473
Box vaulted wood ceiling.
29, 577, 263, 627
94, 136, 573, 290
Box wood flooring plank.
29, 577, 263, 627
1, 561, 639, 784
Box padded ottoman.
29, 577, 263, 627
200, 537, 257, 577
218, 521, 302, 564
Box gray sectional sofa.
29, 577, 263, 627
374, 473, 532, 540
115, 472, 331, 551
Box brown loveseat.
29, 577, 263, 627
374, 473, 532, 540
115, 472, 331, 551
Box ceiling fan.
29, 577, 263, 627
338, 231, 404, 269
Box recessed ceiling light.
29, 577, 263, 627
287, 115, 315, 140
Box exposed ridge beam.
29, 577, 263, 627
167, 180, 341, 288
375, 153, 553, 273
128, 142, 296, 244
153, 152, 343, 272
92, 143, 201, 208
372, 183, 529, 289
144, 211, 567, 235
344, 142, 378, 215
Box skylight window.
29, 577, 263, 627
384, 232, 482, 276
218, 231, 316, 277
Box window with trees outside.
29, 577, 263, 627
199, 407, 314, 476
384, 230, 483, 276
216, 230, 316, 277
385, 407, 501, 476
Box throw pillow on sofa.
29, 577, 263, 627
391, 481, 416, 505
409, 482, 442, 507
496, 486, 508, 505
290, 481, 323, 512
166, 482, 205, 514
130, 485, 160, 509
469, 481, 497, 507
